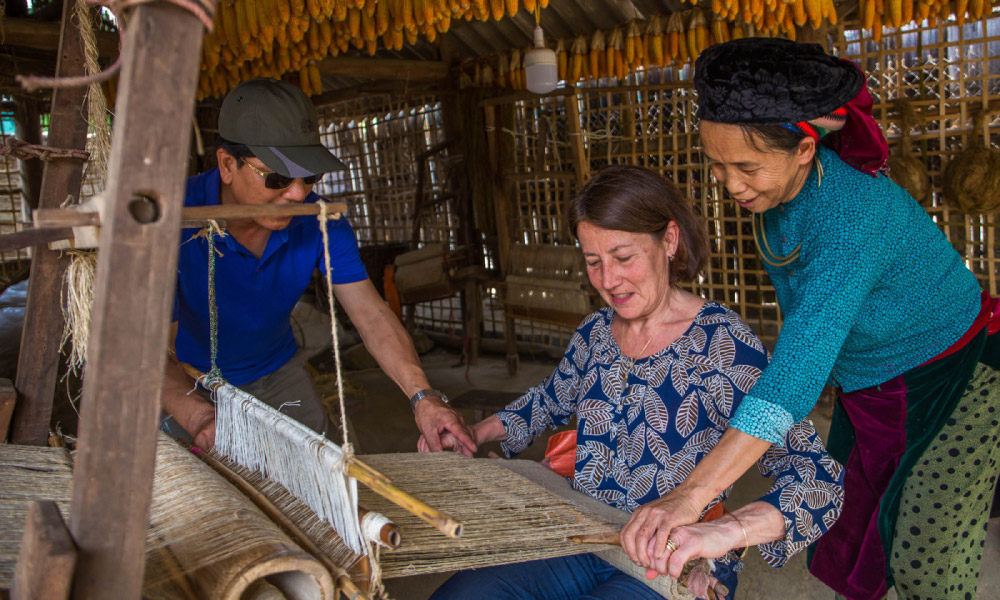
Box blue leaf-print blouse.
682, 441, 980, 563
496, 302, 844, 572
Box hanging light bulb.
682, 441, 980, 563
524, 6, 558, 94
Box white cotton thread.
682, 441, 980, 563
360, 510, 393, 547
276, 400, 302, 412
213, 381, 366, 555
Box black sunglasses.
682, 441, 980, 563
244, 161, 322, 189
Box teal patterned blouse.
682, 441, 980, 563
730, 146, 982, 444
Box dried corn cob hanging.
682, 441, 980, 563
608, 26, 625, 80
569, 34, 588, 83
646, 15, 664, 68
555, 38, 567, 81
590, 29, 606, 80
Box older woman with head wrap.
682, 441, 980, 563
422, 165, 844, 600
625, 37, 1000, 600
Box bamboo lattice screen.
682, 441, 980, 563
499, 15, 1000, 349
0, 115, 30, 282
314, 95, 492, 334
836, 17, 1000, 296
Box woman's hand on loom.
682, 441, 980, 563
414, 400, 477, 456
620, 490, 703, 573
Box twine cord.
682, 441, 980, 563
0, 138, 90, 161
203, 219, 226, 381
317, 200, 351, 452
76, 0, 112, 189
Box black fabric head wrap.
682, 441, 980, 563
693, 37, 863, 124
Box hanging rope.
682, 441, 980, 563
16, 0, 217, 92
202, 219, 227, 381
316, 201, 350, 452
76, 0, 112, 188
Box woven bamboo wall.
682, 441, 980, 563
499, 15, 1000, 349
837, 17, 1000, 296
315, 95, 487, 334
0, 130, 30, 283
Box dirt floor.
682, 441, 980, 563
288, 299, 1000, 600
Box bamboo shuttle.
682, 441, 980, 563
569, 531, 621, 545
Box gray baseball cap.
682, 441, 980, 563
218, 78, 346, 177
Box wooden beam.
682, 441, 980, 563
0, 378, 15, 443
10, 1, 91, 447
11, 501, 77, 600
68, 4, 206, 599
0, 17, 119, 58
0, 227, 75, 254
564, 91, 589, 190
33, 201, 350, 229
316, 56, 449, 81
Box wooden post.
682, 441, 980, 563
563, 92, 588, 245
486, 103, 521, 375
564, 92, 589, 190
12, 96, 43, 211
10, 0, 92, 446
11, 501, 77, 600
68, 6, 207, 599
0, 378, 15, 442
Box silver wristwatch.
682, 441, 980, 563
409, 388, 448, 412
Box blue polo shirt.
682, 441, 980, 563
174, 168, 368, 385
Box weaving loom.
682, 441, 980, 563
0, 436, 701, 599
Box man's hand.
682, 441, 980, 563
190, 407, 217, 452
620, 488, 704, 577
413, 397, 476, 456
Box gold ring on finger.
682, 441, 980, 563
665, 538, 679, 553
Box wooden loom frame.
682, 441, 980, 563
1, 9, 461, 598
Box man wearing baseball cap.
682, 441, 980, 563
160, 78, 475, 455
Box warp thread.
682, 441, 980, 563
213, 381, 366, 555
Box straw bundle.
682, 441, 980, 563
942, 111, 1000, 213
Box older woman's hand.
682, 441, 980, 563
644, 517, 743, 580
620, 490, 703, 575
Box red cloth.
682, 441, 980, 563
921, 291, 1000, 366
826, 60, 889, 177
544, 430, 577, 478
